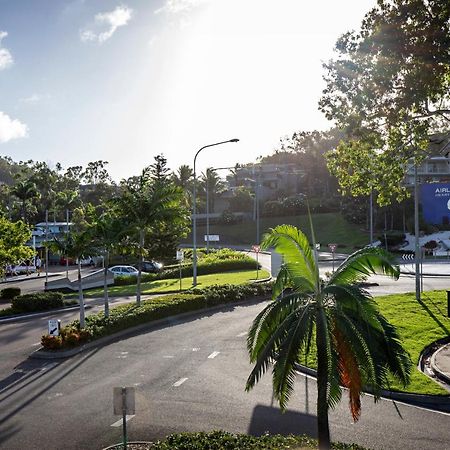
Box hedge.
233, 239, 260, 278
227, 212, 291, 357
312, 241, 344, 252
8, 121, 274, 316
41, 282, 273, 349
1, 287, 21, 300
128, 431, 368, 450
12, 292, 64, 312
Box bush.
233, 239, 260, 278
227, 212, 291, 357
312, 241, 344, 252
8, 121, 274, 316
12, 292, 64, 312
378, 232, 406, 248
1, 287, 21, 300
41, 335, 63, 350
149, 431, 368, 450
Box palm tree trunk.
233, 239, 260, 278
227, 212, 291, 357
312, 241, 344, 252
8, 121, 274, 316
103, 250, 109, 318
78, 261, 85, 328
136, 228, 144, 306
316, 310, 331, 450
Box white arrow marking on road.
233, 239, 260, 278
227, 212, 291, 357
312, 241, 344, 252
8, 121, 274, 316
111, 415, 135, 427
192, 348, 200, 352
236, 332, 247, 337
208, 351, 220, 359
173, 377, 188, 387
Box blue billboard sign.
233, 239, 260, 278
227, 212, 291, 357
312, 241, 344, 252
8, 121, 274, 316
421, 183, 450, 225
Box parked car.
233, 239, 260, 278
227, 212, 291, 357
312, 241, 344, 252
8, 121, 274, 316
108, 265, 139, 277
141, 260, 163, 273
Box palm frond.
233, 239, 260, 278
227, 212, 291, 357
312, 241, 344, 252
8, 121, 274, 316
261, 225, 318, 292
329, 247, 399, 286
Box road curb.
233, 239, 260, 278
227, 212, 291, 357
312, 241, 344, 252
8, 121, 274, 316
431, 342, 450, 385
0, 272, 62, 284
293, 363, 450, 412
0, 304, 92, 324
30, 296, 271, 360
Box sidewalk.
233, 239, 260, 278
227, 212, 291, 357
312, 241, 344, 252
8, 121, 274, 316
399, 261, 450, 277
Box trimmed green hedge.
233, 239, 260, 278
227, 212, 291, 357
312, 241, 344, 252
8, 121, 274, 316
135, 431, 368, 450
12, 292, 64, 312
1, 287, 21, 300
42, 283, 272, 349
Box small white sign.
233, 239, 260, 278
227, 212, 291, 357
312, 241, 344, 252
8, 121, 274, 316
315, 243, 320, 250
48, 319, 60, 336
328, 243, 337, 252
252, 245, 260, 253
204, 235, 220, 242
113, 387, 135, 415
176, 250, 184, 261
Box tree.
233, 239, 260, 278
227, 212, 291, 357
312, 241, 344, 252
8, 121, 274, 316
0, 217, 33, 277
320, 0, 450, 205
116, 167, 189, 305
199, 168, 225, 213
11, 179, 40, 222
50, 212, 97, 328
246, 225, 411, 450
91, 210, 125, 318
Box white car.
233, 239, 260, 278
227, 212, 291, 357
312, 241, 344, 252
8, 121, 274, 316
108, 265, 139, 277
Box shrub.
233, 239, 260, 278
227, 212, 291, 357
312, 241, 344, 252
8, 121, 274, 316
12, 292, 64, 312
41, 335, 63, 350
1, 287, 21, 300
377, 232, 406, 248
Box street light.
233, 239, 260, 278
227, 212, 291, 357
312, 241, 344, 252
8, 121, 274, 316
193, 139, 239, 286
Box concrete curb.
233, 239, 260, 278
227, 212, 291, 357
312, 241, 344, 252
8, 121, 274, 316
293, 362, 450, 411
30, 296, 271, 360
431, 342, 450, 385
0, 304, 92, 324
0, 272, 62, 284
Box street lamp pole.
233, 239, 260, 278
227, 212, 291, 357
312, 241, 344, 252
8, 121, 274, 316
193, 139, 239, 286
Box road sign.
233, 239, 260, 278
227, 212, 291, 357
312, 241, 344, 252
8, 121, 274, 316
402, 253, 414, 261
48, 319, 60, 336
315, 243, 320, 250
252, 245, 260, 253
113, 387, 135, 415
176, 250, 184, 261
328, 243, 337, 252
204, 234, 220, 242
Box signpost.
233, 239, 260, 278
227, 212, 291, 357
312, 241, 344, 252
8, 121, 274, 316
328, 243, 337, 272
252, 245, 260, 280
113, 387, 135, 450
176, 250, 184, 291
204, 234, 220, 242
48, 319, 61, 336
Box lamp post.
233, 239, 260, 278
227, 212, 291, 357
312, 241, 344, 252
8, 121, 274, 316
193, 139, 239, 286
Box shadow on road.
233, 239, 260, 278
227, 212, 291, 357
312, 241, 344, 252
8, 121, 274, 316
247, 404, 317, 438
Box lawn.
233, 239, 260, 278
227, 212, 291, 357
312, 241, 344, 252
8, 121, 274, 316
185, 213, 368, 251
375, 290, 450, 395
80, 269, 270, 298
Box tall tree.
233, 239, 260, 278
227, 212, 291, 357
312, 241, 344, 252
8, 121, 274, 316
116, 167, 188, 305
320, 0, 450, 205
199, 168, 225, 213
246, 225, 411, 450
11, 179, 40, 222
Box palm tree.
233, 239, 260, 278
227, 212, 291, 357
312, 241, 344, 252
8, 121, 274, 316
246, 224, 411, 450
92, 211, 124, 318
116, 168, 186, 306
51, 229, 95, 328
11, 179, 40, 222
199, 168, 225, 214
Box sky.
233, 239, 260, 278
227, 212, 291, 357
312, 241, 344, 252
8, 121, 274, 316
0, 0, 378, 181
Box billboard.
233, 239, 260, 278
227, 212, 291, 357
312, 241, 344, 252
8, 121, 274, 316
421, 183, 450, 225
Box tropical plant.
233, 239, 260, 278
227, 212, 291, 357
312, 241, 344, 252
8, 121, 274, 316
246, 224, 411, 450
11, 179, 40, 222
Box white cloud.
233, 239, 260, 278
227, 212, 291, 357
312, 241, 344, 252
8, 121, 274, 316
80, 5, 133, 44
20, 94, 42, 104
0, 112, 28, 143
155, 0, 209, 15
0, 31, 13, 70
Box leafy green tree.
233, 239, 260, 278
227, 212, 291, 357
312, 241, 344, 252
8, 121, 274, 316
50, 215, 97, 328
0, 217, 33, 277
320, 0, 450, 205
172, 164, 193, 191
199, 168, 225, 213
246, 225, 411, 450
91, 210, 125, 318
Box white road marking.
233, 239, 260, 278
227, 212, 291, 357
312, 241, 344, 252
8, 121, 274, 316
173, 377, 188, 387
208, 351, 220, 359
192, 348, 200, 352
40, 362, 58, 371
111, 415, 135, 427
32, 342, 41, 347
163, 355, 174, 358
236, 332, 247, 337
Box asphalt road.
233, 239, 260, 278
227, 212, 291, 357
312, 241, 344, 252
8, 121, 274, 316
2, 258, 450, 449
2, 301, 450, 450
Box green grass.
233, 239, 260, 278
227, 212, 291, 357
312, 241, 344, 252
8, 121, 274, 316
375, 290, 450, 395
80, 269, 270, 298
185, 213, 368, 251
